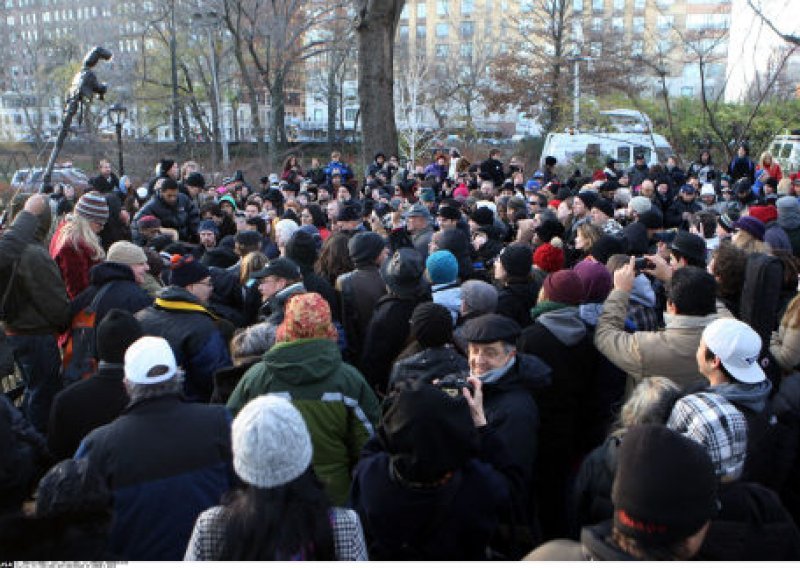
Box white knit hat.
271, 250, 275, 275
232, 395, 313, 488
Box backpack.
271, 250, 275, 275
739, 253, 784, 383
61, 283, 114, 385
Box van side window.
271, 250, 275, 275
617, 146, 631, 164
781, 144, 793, 159
633, 146, 651, 162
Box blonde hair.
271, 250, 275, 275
732, 229, 770, 255
760, 151, 773, 167
781, 292, 800, 329
53, 214, 105, 261
577, 222, 602, 252
239, 251, 268, 285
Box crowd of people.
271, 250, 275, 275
2, 143, 800, 560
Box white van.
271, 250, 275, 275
767, 133, 800, 175
541, 131, 674, 169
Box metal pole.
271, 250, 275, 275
41, 98, 79, 192
170, 0, 181, 153
573, 58, 580, 130
116, 121, 124, 175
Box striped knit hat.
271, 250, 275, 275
75, 191, 109, 224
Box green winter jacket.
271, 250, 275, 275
227, 338, 380, 505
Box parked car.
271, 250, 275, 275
10, 165, 91, 193
767, 132, 800, 175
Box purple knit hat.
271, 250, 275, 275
734, 215, 765, 241
574, 259, 612, 303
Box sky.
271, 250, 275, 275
726, 0, 800, 101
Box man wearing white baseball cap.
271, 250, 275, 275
696, 318, 781, 487
75, 336, 233, 561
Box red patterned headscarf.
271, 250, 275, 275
275, 292, 338, 343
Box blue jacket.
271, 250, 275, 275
76, 395, 233, 560
136, 287, 232, 402
324, 160, 353, 182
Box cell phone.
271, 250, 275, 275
633, 257, 654, 271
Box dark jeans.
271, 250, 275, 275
8, 334, 62, 433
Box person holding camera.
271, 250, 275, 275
349, 379, 522, 560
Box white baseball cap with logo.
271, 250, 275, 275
702, 319, 765, 384
124, 336, 177, 384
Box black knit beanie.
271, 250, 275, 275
96, 309, 144, 364
612, 425, 717, 547
410, 302, 453, 348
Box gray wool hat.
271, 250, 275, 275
629, 195, 653, 215
232, 395, 313, 489
460, 279, 498, 315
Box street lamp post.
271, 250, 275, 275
108, 103, 127, 175
568, 54, 592, 131
192, 11, 229, 167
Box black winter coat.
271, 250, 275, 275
665, 198, 702, 229
360, 290, 431, 395
0, 396, 48, 512
570, 435, 620, 534
480, 157, 505, 187
477, 354, 551, 527
133, 192, 200, 242
350, 426, 519, 560
388, 345, 469, 388
517, 306, 595, 540
47, 365, 129, 461
697, 481, 800, 560
70, 262, 153, 323
96, 192, 131, 251
496, 279, 540, 328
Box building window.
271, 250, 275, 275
436, 23, 449, 37
656, 15, 674, 31
345, 108, 357, 121
681, 86, 694, 97
435, 43, 450, 56
462, 0, 474, 15
592, 17, 603, 31
632, 16, 644, 33
437, 0, 449, 15
590, 42, 602, 56
631, 40, 643, 56
416, 24, 427, 39
592, 0, 604, 11
400, 4, 409, 19
686, 13, 730, 30
461, 43, 473, 58
460, 21, 475, 37
417, 2, 426, 18
634, 0, 645, 8
573, 0, 583, 11
399, 25, 409, 40
613, 0, 625, 11
612, 17, 623, 30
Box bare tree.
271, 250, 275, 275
747, 0, 800, 47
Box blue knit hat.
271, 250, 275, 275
198, 219, 219, 235
426, 250, 459, 285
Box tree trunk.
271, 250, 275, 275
356, 0, 404, 168
327, 57, 338, 152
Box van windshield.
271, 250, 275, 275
780, 144, 793, 159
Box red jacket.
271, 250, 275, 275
49, 221, 102, 299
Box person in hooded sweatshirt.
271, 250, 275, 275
696, 318, 795, 492
777, 195, 800, 257
667, 386, 800, 560
517, 270, 594, 540
227, 293, 379, 506
495, 244, 540, 328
